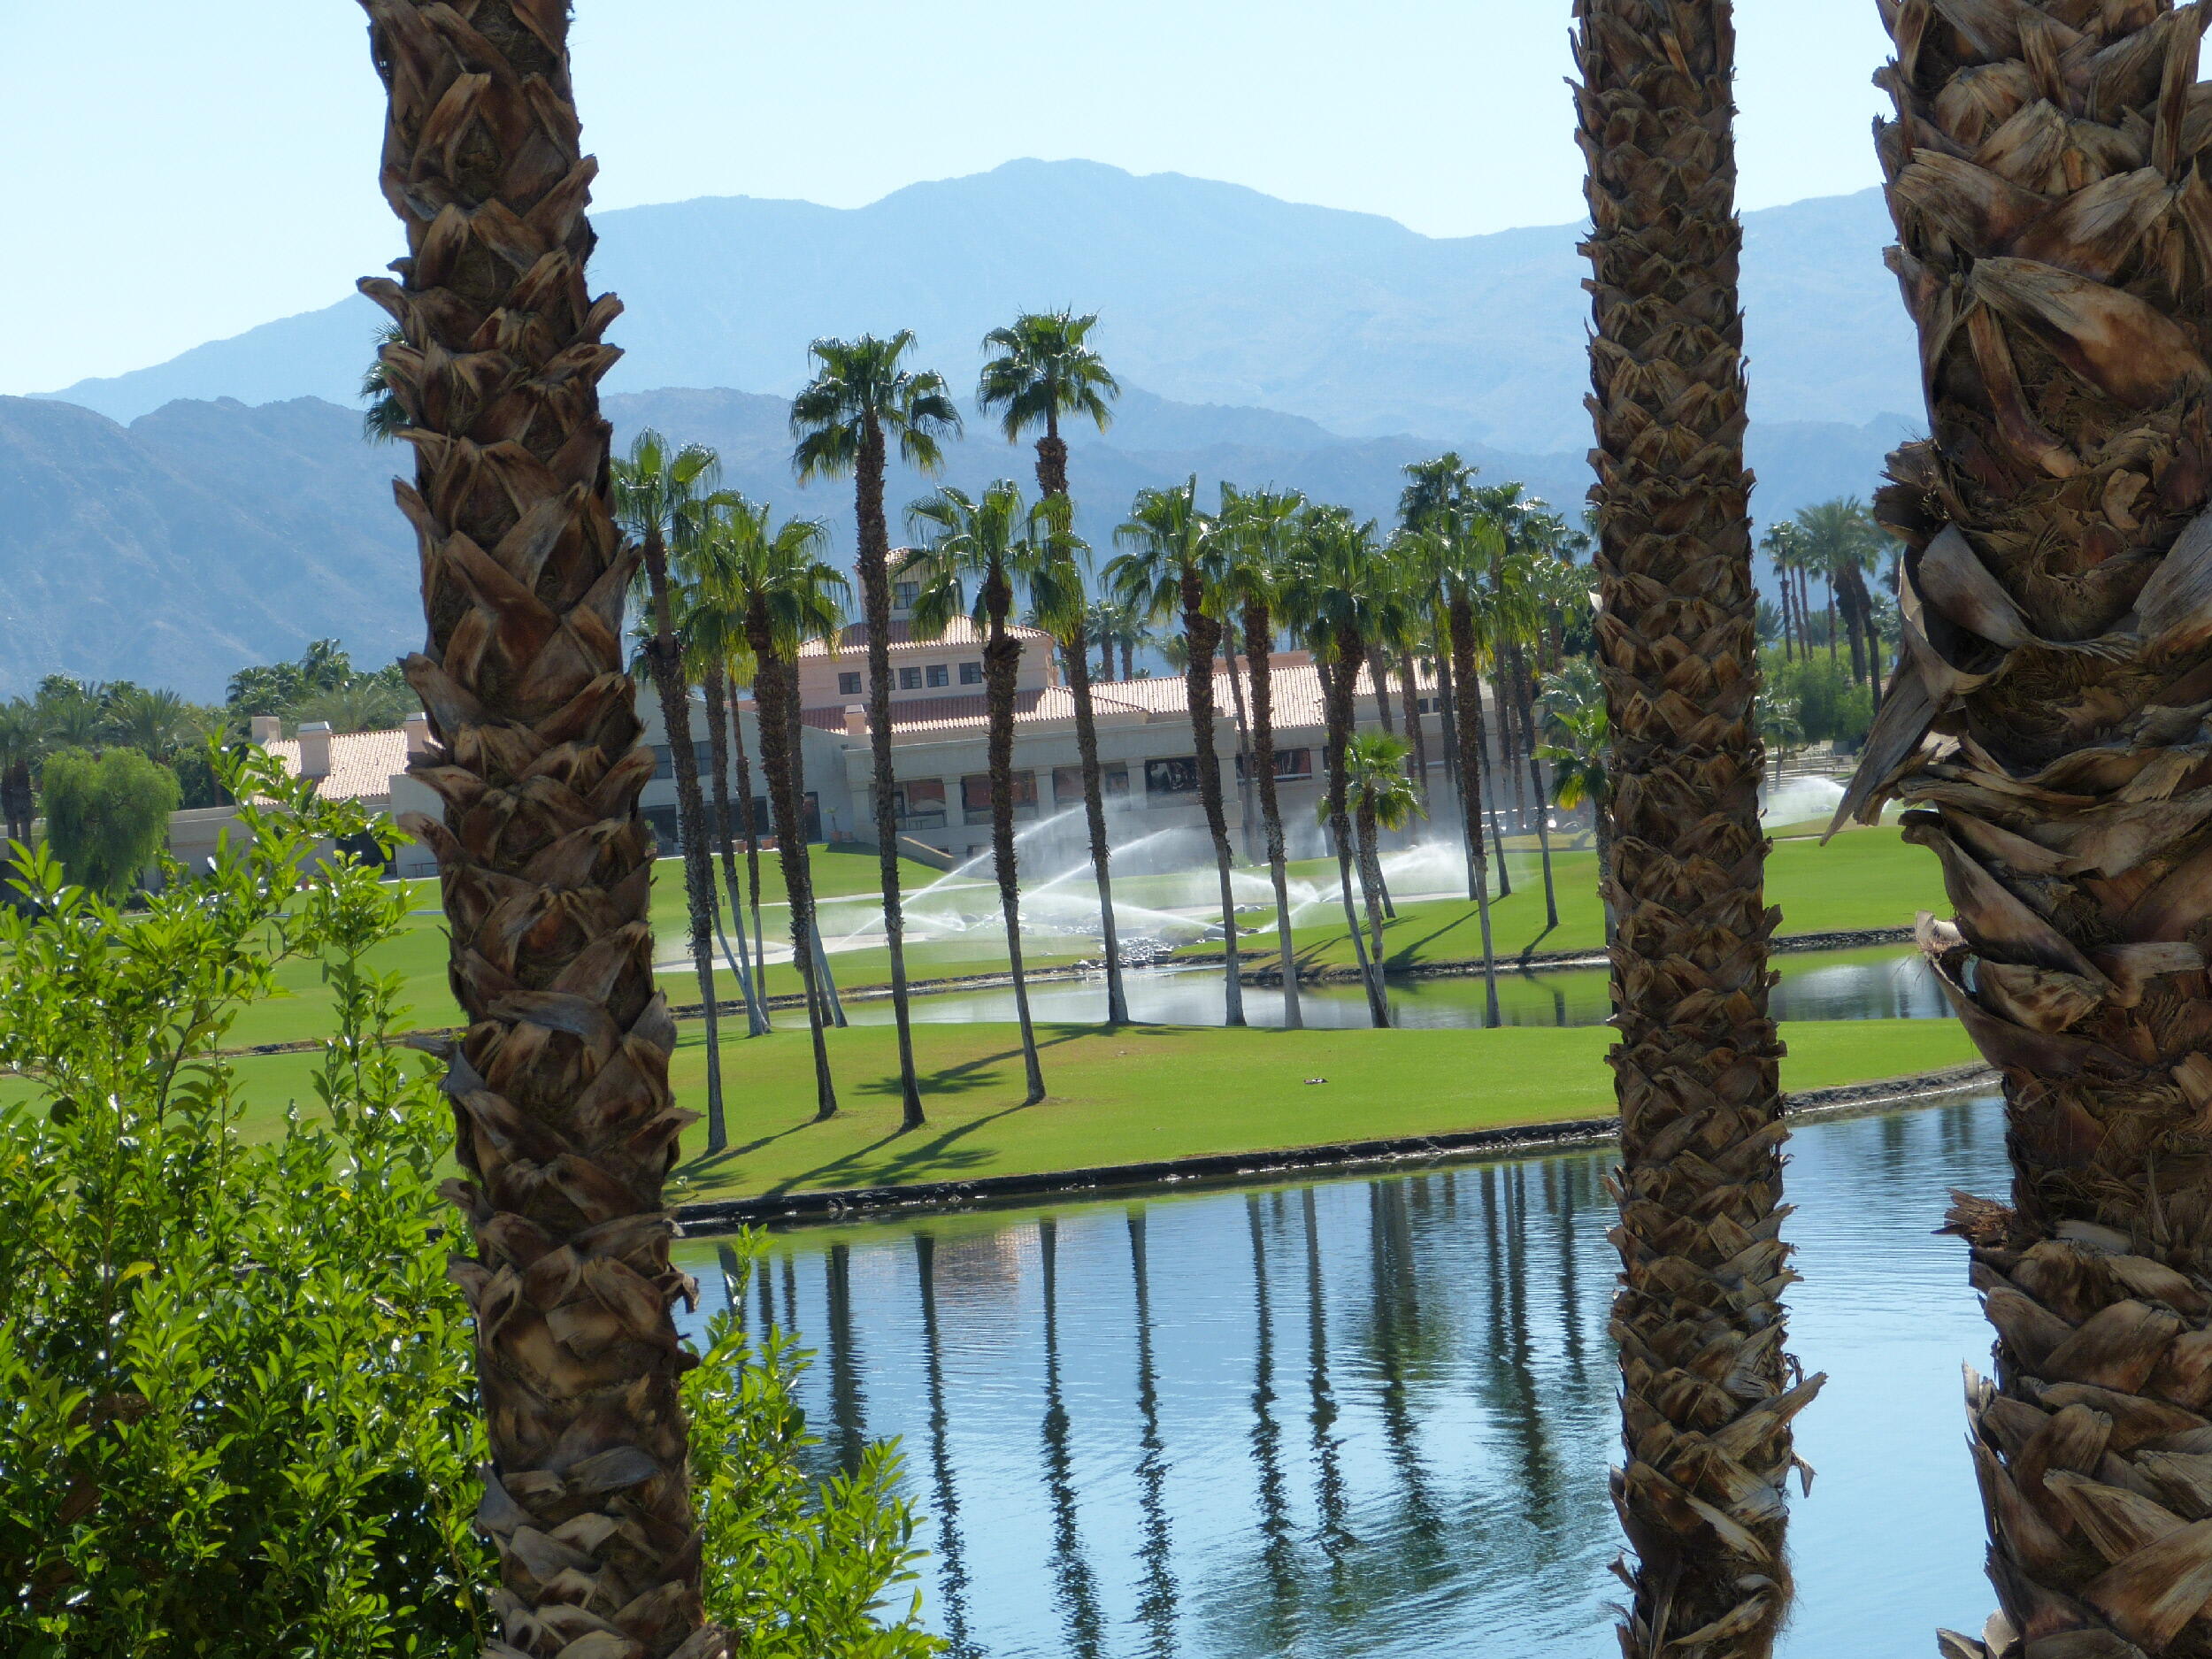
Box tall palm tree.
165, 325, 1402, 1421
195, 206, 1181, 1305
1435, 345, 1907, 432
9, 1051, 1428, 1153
1339, 732, 1421, 965
1539, 661, 1616, 943
978, 309, 1130, 1025
1753, 690, 1802, 787
671, 565, 770, 1036
1404, 499, 1506, 1027
792, 332, 961, 1132
1281, 505, 1392, 1028
612, 430, 729, 1150
1109, 480, 1248, 1028
1218, 485, 1308, 1028
1577, 3, 1819, 1652
905, 481, 1078, 1105
352, 4, 715, 1651
728, 501, 847, 1118
1795, 497, 1883, 687
1833, 8, 2212, 1654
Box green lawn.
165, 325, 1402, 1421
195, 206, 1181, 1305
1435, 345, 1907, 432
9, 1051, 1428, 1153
1214, 827, 1943, 976
202, 1015, 1980, 1200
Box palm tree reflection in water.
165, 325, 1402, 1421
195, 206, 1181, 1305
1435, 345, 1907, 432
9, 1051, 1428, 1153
1127, 1210, 1178, 1658
702, 1101, 2007, 1657
1040, 1218, 1107, 1656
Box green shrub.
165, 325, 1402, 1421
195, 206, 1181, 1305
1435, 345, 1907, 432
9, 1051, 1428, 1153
0, 753, 938, 1658
1763, 651, 1872, 749
36, 746, 180, 897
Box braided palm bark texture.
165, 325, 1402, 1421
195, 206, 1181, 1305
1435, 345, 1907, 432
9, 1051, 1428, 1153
1575, 4, 1824, 1655
355, 4, 719, 1656
1842, 4, 2212, 1655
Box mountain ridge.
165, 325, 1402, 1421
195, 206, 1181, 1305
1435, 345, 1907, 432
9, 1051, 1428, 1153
41, 159, 1919, 449
0, 380, 1911, 699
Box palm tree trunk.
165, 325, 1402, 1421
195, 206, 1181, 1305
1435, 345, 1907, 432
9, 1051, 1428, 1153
1828, 7, 2212, 1654
1445, 597, 1501, 1026
853, 423, 925, 1128
704, 665, 769, 1036
728, 688, 769, 1002
1326, 626, 1388, 1028
1578, 3, 1817, 1652
1121, 638, 1135, 681
1434, 639, 1473, 890
786, 676, 844, 1030
1185, 579, 1246, 1028
1356, 800, 1387, 964
637, 523, 726, 1152
1368, 648, 1396, 733
1244, 603, 1302, 1030
1398, 656, 1429, 802
354, 4, 715, 1650
749, 616, 835, 1118
1221, 634, 1258, 864
1512, 644, 1559, 931
1036, 429, 1128, 1027
985, 570, 1046, 1104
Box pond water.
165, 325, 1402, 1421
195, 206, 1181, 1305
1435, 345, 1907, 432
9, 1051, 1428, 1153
841, 946, 1947, 1030
672, 1092, 2007, 1656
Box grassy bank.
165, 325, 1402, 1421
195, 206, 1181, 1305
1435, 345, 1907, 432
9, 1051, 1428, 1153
205, 1016, 1979, 1200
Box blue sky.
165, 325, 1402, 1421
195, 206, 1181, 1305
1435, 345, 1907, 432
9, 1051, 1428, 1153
0, 1, 1891, 395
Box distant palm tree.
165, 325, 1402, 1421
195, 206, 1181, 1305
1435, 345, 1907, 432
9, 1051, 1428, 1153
357, 322, 406, 444
1280, 504, 1391, 1028
726, 497, 849, 1118
1538, 666, 1613, 944
979, 310, 1130, 1025
612, 429, 729, 1150
906, 480, 1081, 1104
1794, 497, 1886, 690
669, 563, 770, 1037
1109, 480, 1248, 1029
1338, 731, 1421, 965
1401, 488, 1504, 1026
1085, 597, 1145, 680
1754, 690, 1804, 786
103, 685, 195, 764
792, 332, 962, 1132
1217, 484, 1307, 1028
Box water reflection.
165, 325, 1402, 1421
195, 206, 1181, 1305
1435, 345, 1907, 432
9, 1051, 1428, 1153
679, 1094, 2008, 1657
840, 946, 1944, 1031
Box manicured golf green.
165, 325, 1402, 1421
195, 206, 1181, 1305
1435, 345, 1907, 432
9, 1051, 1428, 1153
198, 1016, 1980, 1200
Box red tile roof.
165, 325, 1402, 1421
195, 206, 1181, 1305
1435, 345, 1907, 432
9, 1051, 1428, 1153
258, 728, 410, 803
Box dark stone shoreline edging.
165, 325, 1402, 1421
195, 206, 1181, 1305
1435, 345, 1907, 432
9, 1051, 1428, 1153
670, 1060, 1998, 1236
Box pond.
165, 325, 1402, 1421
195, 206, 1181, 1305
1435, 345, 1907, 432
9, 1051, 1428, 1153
841, 945, 1947, 1030
672, 1091, 2006, 1656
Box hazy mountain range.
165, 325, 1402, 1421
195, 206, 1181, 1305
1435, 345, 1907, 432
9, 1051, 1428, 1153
45, 159, 1917, 449
5, 159, 1924, 698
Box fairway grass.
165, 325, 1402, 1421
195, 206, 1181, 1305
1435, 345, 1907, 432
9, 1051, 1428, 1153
208, 1016, 1980, 1201
1225, 827, 1945, 976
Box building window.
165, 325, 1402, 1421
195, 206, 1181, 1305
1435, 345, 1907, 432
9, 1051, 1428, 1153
1055, 763, 1129, 804
900, 666, 924, 690
959, 661, 984, 686
1146, 757, 1203, 795
926, 663, 949, 688
895, 580, 920, 611
963, 772, 1038, 825
839, 672, 863, 695
892, 778, 947, 829
1237, 748, 1313, 781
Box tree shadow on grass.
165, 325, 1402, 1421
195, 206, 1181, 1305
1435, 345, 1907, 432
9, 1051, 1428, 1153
711, 1026, 1103, 1198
